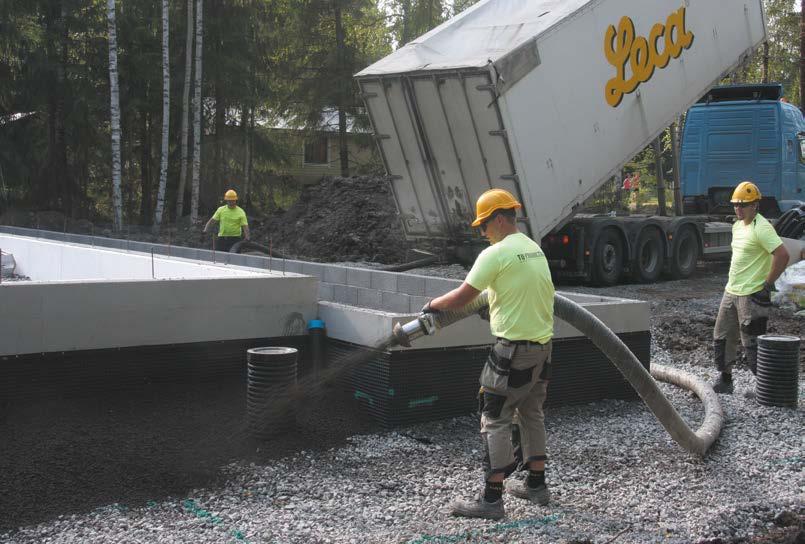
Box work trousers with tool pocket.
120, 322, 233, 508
713, 290, 770, 375
478, 338, 552, 480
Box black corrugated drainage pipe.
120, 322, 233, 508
229, 240, 288, 259
380, 249, 440, 272
392, 291, 724, 456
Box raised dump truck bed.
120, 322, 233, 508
357, 0, 767, 283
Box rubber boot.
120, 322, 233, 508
712, 373, 734, 394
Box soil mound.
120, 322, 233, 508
255, 176, 408, 263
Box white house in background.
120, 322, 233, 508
263, 109, 379, 184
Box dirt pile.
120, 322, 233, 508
254, 176, 408, 263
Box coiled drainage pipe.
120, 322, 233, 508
392, 291, 723, 456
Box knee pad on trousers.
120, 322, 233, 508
481, 391, 506, 418
741, 317, 768, 337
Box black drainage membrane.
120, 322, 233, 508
756, 335, 800, 408
246, 347, 298, 438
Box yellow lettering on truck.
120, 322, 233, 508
604, 7, 694, 107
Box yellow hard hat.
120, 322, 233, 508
224, 189, 238, 201
471, 188, 522, 227
730, 181, 761, 204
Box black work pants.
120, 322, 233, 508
214, 236, 242, 253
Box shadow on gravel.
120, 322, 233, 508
0, 381, 376, 531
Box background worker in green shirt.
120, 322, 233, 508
202, 189, 250, 252
712, 181, 789, 394
422, 188, 555, 520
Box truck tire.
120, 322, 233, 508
669, 226, 699, 279
592, 229, 623, 286
632, 228, 665, 283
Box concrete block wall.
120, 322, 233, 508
0, 226, 459, 314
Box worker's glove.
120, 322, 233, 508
750, 282, 773, 307
420, 300, 439, 316
478, 306, 490, 322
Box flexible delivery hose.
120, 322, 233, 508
392, 291, 723, 455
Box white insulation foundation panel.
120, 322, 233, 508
0, 235, 317, 356
318, 292, 649, 350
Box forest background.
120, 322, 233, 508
0, 0, 802, 232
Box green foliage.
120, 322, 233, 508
0, 0, 801, 224
731, 0, 802, 104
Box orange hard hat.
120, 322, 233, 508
224, 189, 238, 201
730, 181, 761, 204
471, 188, 522, 227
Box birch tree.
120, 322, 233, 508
153, 0, 170, 233
190, 0, 203, 224
176, 0, 194, 219
107, 0, 123, 231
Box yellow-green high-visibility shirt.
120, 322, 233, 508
465, 232, 555, 343
212, 205, 248, 237
725, 213, 782, 296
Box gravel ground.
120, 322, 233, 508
1, 264, 803, 544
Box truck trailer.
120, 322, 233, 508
355, 0, 770, 284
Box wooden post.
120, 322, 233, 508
654, 136, 667, 216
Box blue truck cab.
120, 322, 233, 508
681, 84, 805, 216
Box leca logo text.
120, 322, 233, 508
604, 7, 694, 107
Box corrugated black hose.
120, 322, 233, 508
392, 291, 723, 455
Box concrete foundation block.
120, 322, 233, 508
284, 260, 303, 274
381, 291, 410, 313
347, 267, 372, 288
371, 271, 398, 292
228, 254, 249, 267
318, 282, 335, 302
333, 284, 358, 305
324, 265, 348, 285
104, 239, 125, 250
409, 296, 431, 313
425, 277, 461, 297
302, 262, 326, 279
397, 274, 425, 296
357, 287, 383, 310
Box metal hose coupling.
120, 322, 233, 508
391, 291, 491, 347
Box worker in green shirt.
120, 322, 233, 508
712, 181, 789, 394
422, 188, 555, 520
202, 189, 250, 252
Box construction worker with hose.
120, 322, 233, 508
202, 189, 250, 252
712, 181, 788, 394
422, 188, 555, 520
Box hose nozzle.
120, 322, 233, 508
392, 313, 436, 347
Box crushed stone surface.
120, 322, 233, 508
1, 265, 803, 543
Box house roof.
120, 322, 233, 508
265, 109, 370, 134
0, 112, 36, 126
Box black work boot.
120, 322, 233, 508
712, 373, 734, 394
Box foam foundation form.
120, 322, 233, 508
0, 233, 317, 357
0, 227, 651, 428
318, 292, 651, 427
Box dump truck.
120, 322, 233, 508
355, 0, 769, 284
681, 83, 805, 216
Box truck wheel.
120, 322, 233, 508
670, 226, 699, 279
592, 229, 623, 286
632, 228, 665, 283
